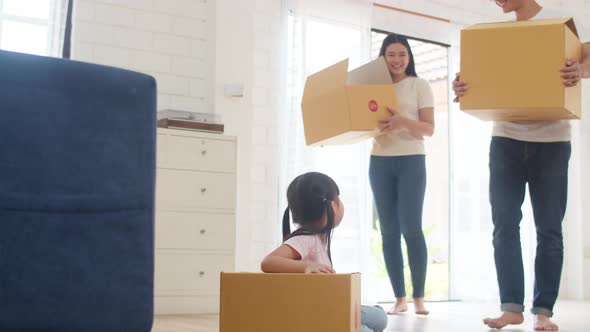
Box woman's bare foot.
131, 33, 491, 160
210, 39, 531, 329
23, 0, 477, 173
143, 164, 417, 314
483, 311, 524, 329
534, 314, 558, 331
387, 297, 408, 315
413, 297, 429, 315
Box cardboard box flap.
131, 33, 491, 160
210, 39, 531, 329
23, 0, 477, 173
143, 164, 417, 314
464, 17, 578, 37
563, 18, 579, 37
347, 56, 393, 85
302, 59, 349, 101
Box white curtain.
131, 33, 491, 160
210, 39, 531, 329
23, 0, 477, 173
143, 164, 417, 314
280, 0, 375, 302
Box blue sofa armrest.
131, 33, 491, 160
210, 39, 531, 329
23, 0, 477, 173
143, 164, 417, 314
0, 50, 157, 332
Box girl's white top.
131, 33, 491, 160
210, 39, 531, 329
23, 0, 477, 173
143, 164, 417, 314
283, 234, 332, 267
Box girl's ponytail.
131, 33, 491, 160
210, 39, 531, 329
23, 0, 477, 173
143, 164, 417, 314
282, 207, 291, 241
323, 197, 334, 264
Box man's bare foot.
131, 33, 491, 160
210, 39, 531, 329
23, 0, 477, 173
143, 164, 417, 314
413, 297, 429, 315
483, 311, 524, 329
534, 314, 558, 331
387, 297, 408, 315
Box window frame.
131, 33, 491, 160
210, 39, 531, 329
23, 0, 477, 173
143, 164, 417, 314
0, 0, 66, 56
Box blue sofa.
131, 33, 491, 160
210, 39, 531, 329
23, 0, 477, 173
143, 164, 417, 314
0, 50, 156, 332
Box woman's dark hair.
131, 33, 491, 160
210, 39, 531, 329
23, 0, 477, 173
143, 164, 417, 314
282, 172, 340, 263
378, 33, 418, 77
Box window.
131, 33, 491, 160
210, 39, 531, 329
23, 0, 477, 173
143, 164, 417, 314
0, 0, 68, 56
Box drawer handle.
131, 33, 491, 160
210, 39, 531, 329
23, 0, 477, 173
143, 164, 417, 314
200, 188, 207, 194
200, 229, 206, 235
201, 150, 207, 156
199, 271, 205, 277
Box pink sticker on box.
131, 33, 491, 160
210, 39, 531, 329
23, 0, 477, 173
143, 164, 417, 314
368, 100, 378, 112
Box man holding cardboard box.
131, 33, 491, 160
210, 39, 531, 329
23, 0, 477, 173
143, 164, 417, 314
453, 0, 589, 331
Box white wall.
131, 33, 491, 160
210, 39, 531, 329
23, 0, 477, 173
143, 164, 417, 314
70, 0, 282, 273
212, 0, 284, 272
70, 0, 590, 298
71, 0, 215, 113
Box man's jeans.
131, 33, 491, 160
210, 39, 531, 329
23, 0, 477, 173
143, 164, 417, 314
489, 136, 570, 317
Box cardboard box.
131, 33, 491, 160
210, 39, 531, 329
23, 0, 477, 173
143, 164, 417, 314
219, 272, 361, 332
460, 18, 582, 121
301, 57, 398, 146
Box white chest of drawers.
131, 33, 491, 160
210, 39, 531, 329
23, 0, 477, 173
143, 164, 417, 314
154, 128, 236, 314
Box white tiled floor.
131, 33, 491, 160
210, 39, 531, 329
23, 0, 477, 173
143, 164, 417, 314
153, 300, 590, 332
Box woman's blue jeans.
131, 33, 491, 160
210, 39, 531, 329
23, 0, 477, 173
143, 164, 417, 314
369, 154, 427, 298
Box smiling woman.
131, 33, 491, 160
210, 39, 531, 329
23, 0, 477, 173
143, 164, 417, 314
369, 30, 450, 304
0, 0, 69, 56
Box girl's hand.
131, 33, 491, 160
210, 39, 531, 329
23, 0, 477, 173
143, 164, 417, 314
377, 107, 406, 133
452, 72, 468, 102
304, 263, 336, 274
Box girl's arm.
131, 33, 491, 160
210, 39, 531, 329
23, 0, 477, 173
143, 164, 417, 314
260, 244, 335, 273
378, 106, 435, 138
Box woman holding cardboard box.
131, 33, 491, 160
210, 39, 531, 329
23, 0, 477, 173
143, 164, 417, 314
369, 33, 435, 315
452, 0, 590, 330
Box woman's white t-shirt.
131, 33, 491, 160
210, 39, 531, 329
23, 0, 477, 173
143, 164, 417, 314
371, 76, 434, 156
492, 8, 588, 142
